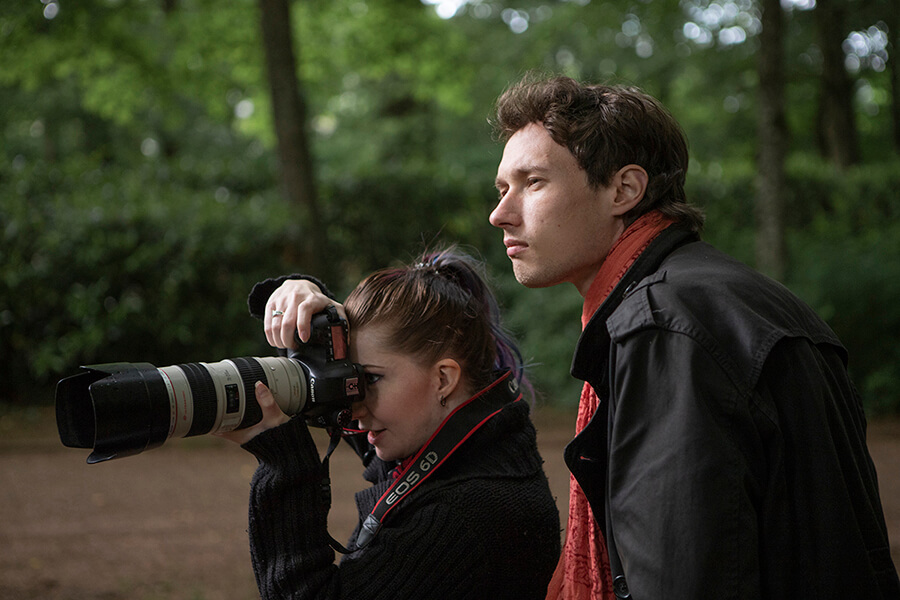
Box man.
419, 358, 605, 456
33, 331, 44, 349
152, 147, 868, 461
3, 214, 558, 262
490, 74, 900, 599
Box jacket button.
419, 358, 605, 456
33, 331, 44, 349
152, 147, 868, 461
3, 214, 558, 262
613, 575, 631, 599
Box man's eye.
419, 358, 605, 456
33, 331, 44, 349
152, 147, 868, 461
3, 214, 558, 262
527, 177, 542, 187
365, 373, 382, 385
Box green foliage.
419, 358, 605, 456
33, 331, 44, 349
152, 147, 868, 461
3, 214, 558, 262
2, 0, 899, 414
0, 132, 295, 402
687, 155, 900, 415
784, 158, 900, 415
790, 229, 900, 416
495, 275, 585, 408
322, 168, 497, 287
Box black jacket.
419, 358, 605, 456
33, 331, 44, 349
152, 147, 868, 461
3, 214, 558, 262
567, 226, 900, 599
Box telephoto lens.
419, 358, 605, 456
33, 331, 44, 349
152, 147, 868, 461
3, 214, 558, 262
56, 356, 308, 464
56, 307, 365, 463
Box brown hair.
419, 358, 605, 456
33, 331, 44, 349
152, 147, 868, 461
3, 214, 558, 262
344, 247, 526, 393
494, 73, 704, 232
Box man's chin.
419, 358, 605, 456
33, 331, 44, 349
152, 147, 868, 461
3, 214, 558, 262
512, 265, 558, 289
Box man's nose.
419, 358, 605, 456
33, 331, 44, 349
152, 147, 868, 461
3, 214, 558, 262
489, 193, 517, 228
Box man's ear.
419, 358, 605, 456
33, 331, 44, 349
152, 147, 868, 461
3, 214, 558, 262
610, 164, 648, 216
435, 358, 462, 400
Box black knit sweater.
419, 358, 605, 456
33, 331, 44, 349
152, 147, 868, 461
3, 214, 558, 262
241, 398, 560, 600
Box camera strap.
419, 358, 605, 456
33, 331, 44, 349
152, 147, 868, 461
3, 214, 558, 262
322, 370, 522, 554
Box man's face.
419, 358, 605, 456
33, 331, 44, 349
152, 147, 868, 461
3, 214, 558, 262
491, 122, 624, 296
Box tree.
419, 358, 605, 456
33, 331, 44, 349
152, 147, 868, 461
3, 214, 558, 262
814, 0, 860, 167
257, 0, 327, 275
886, 0, 900, 152
755, 0, 788, 280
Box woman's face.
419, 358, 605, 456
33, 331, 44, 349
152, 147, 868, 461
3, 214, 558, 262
349, 325, 450, 462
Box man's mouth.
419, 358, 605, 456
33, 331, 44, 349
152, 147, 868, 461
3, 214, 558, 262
504, 238, 528, 258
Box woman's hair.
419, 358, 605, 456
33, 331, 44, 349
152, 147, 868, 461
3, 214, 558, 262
493, 73, 704, 233
344, 247, 527, 394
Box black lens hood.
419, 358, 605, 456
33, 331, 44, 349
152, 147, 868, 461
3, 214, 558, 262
56, 363, 171, 464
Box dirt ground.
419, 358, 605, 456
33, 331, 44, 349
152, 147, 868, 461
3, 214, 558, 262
1, 406, 898, 600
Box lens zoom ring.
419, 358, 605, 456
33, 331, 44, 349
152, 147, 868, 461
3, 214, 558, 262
233, 358, 266, 429
178, 363, 217, 437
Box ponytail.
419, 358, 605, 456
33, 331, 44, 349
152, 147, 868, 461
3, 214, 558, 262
345, 246, 530, 395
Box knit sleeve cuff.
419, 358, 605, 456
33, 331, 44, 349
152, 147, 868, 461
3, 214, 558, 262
241, 416, 320, 472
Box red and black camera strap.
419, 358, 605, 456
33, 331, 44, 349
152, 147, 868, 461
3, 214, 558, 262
320, 370, 522, 554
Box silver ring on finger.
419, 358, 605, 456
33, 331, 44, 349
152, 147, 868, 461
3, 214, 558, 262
272, 309, 285, 317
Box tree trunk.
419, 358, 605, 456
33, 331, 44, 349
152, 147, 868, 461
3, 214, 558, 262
257, 0, 326, 275
887, 0, 900, 152
755, 0, 788, 281
814, 0, 859, 168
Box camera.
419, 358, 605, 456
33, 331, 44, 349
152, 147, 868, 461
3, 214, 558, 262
55, 306, 365, 464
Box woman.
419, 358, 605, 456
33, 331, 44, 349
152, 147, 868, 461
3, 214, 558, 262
220, 248, 561, 599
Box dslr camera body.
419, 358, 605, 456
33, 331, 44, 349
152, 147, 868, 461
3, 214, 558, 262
56, 306, 365, 463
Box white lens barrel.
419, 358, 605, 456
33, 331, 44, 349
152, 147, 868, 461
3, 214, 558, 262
256, 356, 307, 416
204, 360, 249, 434
158, 365, 195, 438
160, 362, 242, 437
156, 357, 307, 439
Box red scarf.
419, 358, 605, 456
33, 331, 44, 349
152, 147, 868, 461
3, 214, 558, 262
546, 211, 674, 600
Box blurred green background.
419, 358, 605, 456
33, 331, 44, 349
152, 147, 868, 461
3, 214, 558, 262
2, 0, 899, 414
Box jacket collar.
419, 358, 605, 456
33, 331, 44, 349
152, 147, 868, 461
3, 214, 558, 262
571, 224, 699, 383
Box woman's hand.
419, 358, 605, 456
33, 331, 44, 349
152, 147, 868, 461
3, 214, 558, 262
265, 279, 347, 349
216, 382, 290, 446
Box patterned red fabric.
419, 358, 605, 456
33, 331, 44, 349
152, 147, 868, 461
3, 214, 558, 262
546, 211, 675, 599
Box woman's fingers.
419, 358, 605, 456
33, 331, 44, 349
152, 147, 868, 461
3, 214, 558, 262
264, 280, 344, 347
215, 382, 289, 445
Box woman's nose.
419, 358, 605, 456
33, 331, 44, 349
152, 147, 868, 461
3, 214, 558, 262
350, 399, 367, 421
